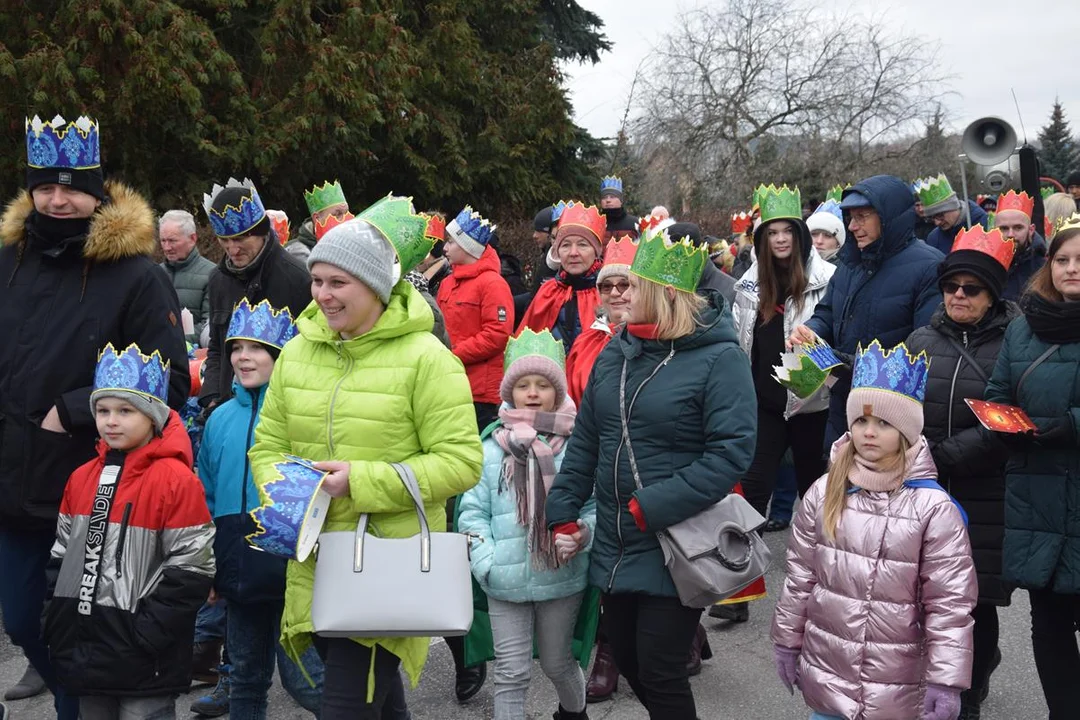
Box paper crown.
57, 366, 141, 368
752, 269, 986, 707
630, 232, 707, 294
424, 214, 446, 241
265, 209, 290, 245
915, 174, 956, 208
247, 455, 330, 562
996, 190, 1034, 219
304, 180, 347, 216
357, 194, 434, 275
600, 175, 624, 195
203, 178, 267, 238
773, 341, 844, 399
751, 185, 768, 211
504, 328, 565, 373
951, 226, 1015, 270
825, 185, 849, 204
25, 114, 101, 170
551, 199, 570, 223
756, 184, 802, 224
557, 201, 606, 242
1041, 186, 1057, 200
813, 199, 844, 221
314, 211, 355, 241
1055, 212, 1080, 237
603, 235, 639, 267
226, 299, 298, 350
851, 340, 930, 405
637, 212, 674, 237
731, 211, 753, 235
93, 343, 171, 406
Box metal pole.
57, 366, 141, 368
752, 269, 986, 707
958, 155, 973, 228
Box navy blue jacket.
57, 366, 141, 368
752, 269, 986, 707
925, 200, 989, 255
1002, 232, 1047, 302
805, 175, 944, 444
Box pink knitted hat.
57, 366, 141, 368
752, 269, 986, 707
499, 329, 567, 409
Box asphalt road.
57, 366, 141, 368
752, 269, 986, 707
1, 530, 1049, 719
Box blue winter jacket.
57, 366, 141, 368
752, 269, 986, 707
1002, 232, 1047, 302
925, 200, 989, 255
805, 175, 945, 444
458, 434, 596, 603
198, 381, 287, 603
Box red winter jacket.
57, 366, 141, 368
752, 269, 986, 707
436, 246, 515, 405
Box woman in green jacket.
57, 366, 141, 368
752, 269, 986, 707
250, 202, 483, 720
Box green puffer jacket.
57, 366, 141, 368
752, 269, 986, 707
985, 316, 1080, 594
545, 291, 758, 597
160, 249, 216, 343
250, 280, 483, 694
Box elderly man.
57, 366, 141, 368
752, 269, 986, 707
918, 173, 989, 255
993, 190, 1047, 301
789, 175, 944, 446
159, 209, 216, 345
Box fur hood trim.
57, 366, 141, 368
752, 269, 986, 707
1, 181, 156, 262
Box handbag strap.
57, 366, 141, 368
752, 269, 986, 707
619, 348, 676, 492
943, 336, 989, 384
352, 462, 432, 573
1017, 344, 1060, 397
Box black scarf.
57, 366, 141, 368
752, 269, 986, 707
1023, 293, 1080, 344
26, 211, 91, 253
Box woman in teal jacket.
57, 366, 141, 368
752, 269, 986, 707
458, 329, 595, 720
545, 232, 757, 720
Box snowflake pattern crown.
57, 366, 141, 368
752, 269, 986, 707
25, 115, 101, 170
756, 184, 802, 224
227, 299, 298, 350
203, 178, 267, 238
358, 194, 436, 274
93, 343, 171, 405
915, 174, 956, 209
304, 180, 347, 216
504, 328, 566, 373
851, 340, 931, 405
630, 231, 708, 294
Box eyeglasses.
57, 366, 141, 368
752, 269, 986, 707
942, 281, 986, 297
598, 280, 630, 295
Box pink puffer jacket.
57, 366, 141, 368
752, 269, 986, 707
771, 436, 977, 720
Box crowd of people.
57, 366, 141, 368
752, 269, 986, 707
2, 114, 1080, 720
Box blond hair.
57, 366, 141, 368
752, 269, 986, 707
822, 434, 911, 541
1045, 193, 1077, 235
631, 276, 707, 340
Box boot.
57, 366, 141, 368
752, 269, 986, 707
687, 623, 714, 676
553, 705, 590, 720
454, 663, 487, 703
708, 601, 749, 623
957, 694, 981, 720
190, 639, 223, 685
190, 670, 230, 717
4, 662, 47, 700
0, 701, 8, 720
585, 642, 618, 703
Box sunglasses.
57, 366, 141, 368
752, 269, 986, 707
598, 280, 630, 295
942, 281, 986, 297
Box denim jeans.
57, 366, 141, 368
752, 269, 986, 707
768, 457, 797, 523
227, 599, 324, 719
80, 694, 176, 720
488, 593, 586, 719
195, 598, 228, 644
313, 638, 410, 720
0, 526, 79, 720
809, 713, 844, 720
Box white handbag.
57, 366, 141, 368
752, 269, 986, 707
311, 462, 474, 637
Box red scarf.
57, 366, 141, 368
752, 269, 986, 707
627, 323, 660, 339
565, 322, 616, 406
519, 261, 602, 336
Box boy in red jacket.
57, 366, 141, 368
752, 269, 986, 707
44, 343, 215, 720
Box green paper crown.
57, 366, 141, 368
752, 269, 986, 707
915, 174, 956, 208
825, 184, 849, 203
1041, 185, 1056, 200
304, 180, 347, 216
357, 194, 434, 275
504, 328, 565, 373
756, 184, 802, 224
630, 232, 707, 294
752, 185, 769, 211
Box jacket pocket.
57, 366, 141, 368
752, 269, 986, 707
23, 424, 84, 514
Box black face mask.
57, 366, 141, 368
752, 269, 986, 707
601, 206, 626, 221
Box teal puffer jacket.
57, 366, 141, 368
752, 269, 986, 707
458, 436, 595, 603
545, 291, 758, 597
985, 315, 1080, 594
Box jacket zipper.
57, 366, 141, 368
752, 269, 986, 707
114, 502, 133, 578
944, 331, 968, 494
326, 342, 354, 456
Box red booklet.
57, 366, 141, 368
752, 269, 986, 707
964, 399, 1037, 434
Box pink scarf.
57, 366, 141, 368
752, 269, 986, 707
491, 398, 576, 570
849, 439, 925, 493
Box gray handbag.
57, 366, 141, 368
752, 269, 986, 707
619, 356, 772, 609
311, 462, 474, 637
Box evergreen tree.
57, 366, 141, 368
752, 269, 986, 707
1037, 99, 1080, 183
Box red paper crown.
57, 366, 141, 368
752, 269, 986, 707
996, 190, 1034, 219
314, 211, 355, 241
637, 213, 666, 235
951, 226, 1015, 270
603, 235, 639, 266
424, 214, 446, 241
731, 211, 753, 235
557, 202, 606, 242
266, 210, 290, 245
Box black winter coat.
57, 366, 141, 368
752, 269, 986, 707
905, 302, 1020, 605
200, 238, 312, 406
0, 183, 189, 532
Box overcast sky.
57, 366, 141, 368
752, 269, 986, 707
563, 0, 1080, 146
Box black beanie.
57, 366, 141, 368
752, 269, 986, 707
666, 222, 704, 247
533, 206, 555, 233
1067, 171, 1080, 187
27, 166, 105, 201
938, 250, 1008, 301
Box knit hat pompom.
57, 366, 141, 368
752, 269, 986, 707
499, 355, 567, 410
845, 388, 924, 445
92, 390, 170, 435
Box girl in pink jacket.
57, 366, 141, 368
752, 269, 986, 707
771, 340, 978, 720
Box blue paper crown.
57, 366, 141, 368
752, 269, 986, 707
551, 200, 572, 222
226, 299, 298, 350
447, 205, 496, 255
25, 115, 101, 170
93, 343, 171, 405
247, 455, 328, 561
851, 340, 930, 404
600, 175, 623, 194
814, 199, 843, 222
202, 178, 267, 238
802, 341, 843, 371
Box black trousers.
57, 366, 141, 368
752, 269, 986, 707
602, 593, 702, 720
968, 602, 999, 699
741, 407, 828, 517
1028, 588, 1080, 719
314, 638, 410, 720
